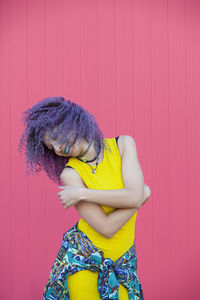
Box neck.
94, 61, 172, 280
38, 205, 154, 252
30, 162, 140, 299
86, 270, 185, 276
78, 139, 103, 163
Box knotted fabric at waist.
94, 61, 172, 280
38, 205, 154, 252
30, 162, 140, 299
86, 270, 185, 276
43, 221, 144, 300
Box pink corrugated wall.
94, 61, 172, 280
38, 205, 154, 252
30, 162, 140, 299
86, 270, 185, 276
0, 0, 199, 299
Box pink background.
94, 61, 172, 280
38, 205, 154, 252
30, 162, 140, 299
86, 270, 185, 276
0, 0, 200, 299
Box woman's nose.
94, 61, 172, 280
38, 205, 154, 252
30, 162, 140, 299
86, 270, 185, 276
53, 143, 62, 152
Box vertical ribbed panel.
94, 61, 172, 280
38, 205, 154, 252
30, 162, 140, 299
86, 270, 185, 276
0, 0, 199, 299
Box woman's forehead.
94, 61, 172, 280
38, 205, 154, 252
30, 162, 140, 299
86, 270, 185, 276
43, 130, 69, 142
42, 132, 53, 148
43, 129, 73, 144
43, 127, 60, 140
43, 130, 52, 142
42, 130, 60, 145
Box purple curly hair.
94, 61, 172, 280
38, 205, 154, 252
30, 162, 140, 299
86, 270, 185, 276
18, 96, 106, 184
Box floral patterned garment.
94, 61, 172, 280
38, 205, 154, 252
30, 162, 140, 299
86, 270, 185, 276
43, 221, 144, 300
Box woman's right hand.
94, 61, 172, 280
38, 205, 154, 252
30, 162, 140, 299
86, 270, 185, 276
141, 183, 151, 206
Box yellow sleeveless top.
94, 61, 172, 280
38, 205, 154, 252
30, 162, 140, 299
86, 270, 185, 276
64, 137, 137, 262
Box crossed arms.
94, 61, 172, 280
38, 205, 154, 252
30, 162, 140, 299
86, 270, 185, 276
60, 135, 151, 238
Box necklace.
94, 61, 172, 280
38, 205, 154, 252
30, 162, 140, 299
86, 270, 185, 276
76, 139, 102, 174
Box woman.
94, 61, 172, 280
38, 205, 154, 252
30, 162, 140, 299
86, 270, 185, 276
19, 96, 151, 300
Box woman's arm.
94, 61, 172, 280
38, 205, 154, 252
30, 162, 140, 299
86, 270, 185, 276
60, 168, 151, 238
80, 135, 145, 209
80, 188, 139, 208
106, 185, 151, 238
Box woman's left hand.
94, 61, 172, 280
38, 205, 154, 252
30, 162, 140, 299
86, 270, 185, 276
57, 185, 82, 209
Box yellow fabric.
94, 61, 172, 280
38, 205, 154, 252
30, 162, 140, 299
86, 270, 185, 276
64, 137, 138, 300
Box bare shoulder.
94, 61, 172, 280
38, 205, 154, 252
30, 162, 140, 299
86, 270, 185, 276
117, 135, 136, 158
60, 167, 86, 188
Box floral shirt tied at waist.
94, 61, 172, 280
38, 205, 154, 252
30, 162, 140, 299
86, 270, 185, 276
43, 222, 144, 300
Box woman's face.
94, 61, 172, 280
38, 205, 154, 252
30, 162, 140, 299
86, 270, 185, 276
43, 130, 82, 157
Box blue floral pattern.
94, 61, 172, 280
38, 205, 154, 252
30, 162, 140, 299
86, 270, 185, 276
43, 222, 144, 300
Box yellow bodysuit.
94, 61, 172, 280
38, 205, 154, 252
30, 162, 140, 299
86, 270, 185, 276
65, 136, 138, 300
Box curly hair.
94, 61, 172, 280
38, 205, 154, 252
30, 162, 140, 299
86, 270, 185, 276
18, 96, 106, 185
